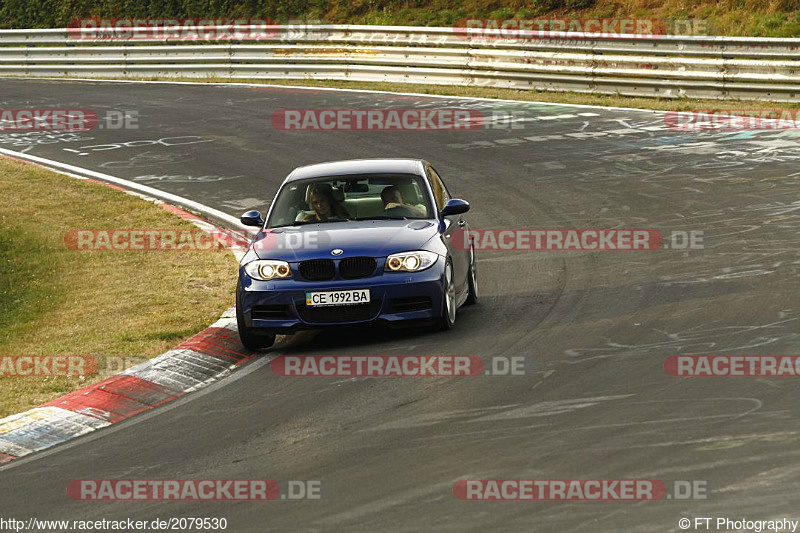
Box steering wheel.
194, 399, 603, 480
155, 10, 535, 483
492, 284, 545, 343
384, 206, 416, 218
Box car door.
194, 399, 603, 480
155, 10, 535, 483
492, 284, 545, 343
427, 165, 469, 291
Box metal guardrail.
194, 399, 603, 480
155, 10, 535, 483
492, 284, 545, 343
1, 25, 799, 101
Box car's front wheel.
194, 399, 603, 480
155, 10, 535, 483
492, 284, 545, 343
236, 282, 276, 351
437, 259, 457, 331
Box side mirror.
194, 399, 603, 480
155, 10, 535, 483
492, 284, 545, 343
240, 210, 264, 227
440, 199, 470, 217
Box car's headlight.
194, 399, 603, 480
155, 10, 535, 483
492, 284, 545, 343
244, 260, 292, 281
385, 251, 438, 272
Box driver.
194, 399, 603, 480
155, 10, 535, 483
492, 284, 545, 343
303, 184, 350, 222
380, 186, 426, 217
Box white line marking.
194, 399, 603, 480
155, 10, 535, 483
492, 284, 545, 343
0, 147, 245, 229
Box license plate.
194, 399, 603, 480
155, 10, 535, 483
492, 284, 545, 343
305, 289, 370, 307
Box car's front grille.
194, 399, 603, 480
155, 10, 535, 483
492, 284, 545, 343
251, 305, 291, 320
298, 257, 376, 280
297, 300, 382, 324
387, 296, 433, 313
339, 257, 377, 279
299, 259, 335, 281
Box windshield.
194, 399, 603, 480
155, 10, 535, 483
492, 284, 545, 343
266, 173, 434, 228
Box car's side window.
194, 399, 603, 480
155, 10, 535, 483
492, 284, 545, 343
427, 166, 451, 212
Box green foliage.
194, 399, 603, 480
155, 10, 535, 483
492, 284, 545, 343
0, 0, 796, 36
488, 7, 515, 18
360, 8, 395, 24
566, 0, 595, 9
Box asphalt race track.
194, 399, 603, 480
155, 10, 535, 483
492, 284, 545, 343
2, 78, 800, 531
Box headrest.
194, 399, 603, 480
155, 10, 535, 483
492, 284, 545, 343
306, 183, 343, 204
396, 183, 420, 204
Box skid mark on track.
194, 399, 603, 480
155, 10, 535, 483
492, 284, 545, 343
360, 395, 632, 432
562, 314, 800, 363
384, 402, 775, 454
319, 480, 456, 525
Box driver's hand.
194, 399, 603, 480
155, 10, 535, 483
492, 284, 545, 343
385, 203, 400, 209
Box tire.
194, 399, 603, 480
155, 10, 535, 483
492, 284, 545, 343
464, 246, 478, 306
236, 283, 276, 351
437, 259, 457, 331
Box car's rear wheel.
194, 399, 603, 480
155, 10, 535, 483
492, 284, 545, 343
236, 282, 276, 351
464, 246, 478, 306
437, 259, 457, 331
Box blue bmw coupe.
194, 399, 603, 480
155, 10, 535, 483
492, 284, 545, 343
235, 159, 477, 350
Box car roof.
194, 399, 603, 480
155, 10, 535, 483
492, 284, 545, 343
286, 159, 428, 182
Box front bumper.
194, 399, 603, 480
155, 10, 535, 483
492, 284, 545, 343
237, 260, 445, 333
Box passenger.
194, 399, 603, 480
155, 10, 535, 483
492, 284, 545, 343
303, 184, 350, 222
380, 186, 427, 217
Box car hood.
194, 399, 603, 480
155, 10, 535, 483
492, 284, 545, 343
252, 220, 440, 261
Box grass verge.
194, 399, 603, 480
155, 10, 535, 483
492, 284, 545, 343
0, 157, 237, 417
